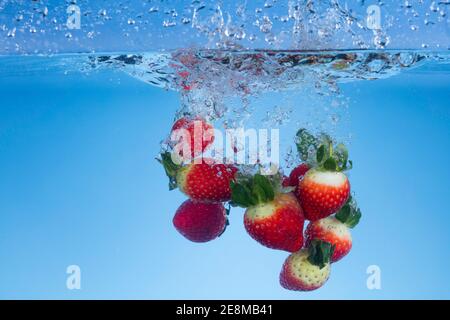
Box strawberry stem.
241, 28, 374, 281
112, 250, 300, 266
307, 240, 335, 269
230, 174, 276, 208
335, 197, 362, 228
296, 128, 353, 173
329, 140, 333, 158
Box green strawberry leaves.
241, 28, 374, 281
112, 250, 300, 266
254, 174, 275, 201
334, 143, 352, 171
323, 157, 338, 171
296, 129, 318, 161
157, 152, 182, 190
335, 197, 362, 228
230, 174, 276, 208
296, 128, 352, 172
307, 240, 335, 269
316, 144, 326, 163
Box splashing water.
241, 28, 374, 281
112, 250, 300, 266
0, 0, 448, 53
77, 48, 446, 169
0, 0, 449, 169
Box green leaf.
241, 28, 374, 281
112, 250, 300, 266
334, 143, 349, 170
318, 133, 333, 151
316, 145, 326, 163
335, 200, 362, 228
157, 152, 182, 190
335, 204, 351, 221
348, 208, 362, 228
253, 174, 275, 202
230, 173, 278, 207
252, 184, 267, 203
307, 240, 335, 269
296, 129, 318, 161
158, 152, 180, 177
323, 157, 337, 171
230, 181, 255, 208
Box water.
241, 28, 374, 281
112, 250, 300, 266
0, 50, 449, 299
1, 0, 450, 299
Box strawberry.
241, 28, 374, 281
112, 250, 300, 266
283, 163, 310, 188
305, 198, 361, 262
173, 199, 228, 243
280, 240, 334, 291
298, 169, 350, 221
170, 116, 214, 160
295, 129, 352, 221
159, 153, 237, 202
231, 174, 305, 252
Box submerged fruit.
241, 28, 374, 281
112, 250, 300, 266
280, 240, 334, 291
244, 193, 305, 252
294, 129, 353, 220
285, 163, 310, 188
173, 199, 228, 243
177, 161, 237, 202
297, 169, 350, 221
231, 174, 305, 252
159, 153, 237, 202
305, 199, 361, 262
171, 117, 214, 160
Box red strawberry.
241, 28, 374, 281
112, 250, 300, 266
280, 240, 334, 291
173, 200, 228, 243
294, 129, 353, 221
177, 161, 237, 202
305, 198, 361, 262
231, 174, 305, 252
171, 116, 214, 159
284, 163, 310, 187
159, 153, 237, 202
297, 169, 350, 221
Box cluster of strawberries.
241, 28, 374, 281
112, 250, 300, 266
159, 118, 361, 291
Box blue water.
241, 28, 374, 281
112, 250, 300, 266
0, 53, 449, 299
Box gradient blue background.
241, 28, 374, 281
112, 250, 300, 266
0, 57, 449, 299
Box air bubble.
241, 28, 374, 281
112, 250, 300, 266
7, 28, 16, 38
163, 20, 177, 27
259, 16, 273, 33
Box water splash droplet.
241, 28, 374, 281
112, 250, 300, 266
7, 28, 16, 38
259, 16, 273, 33
163, 20, 177, 27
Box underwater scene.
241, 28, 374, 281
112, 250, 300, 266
0, 0, 449, 299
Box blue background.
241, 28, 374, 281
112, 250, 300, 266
0, 58, 449, 299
